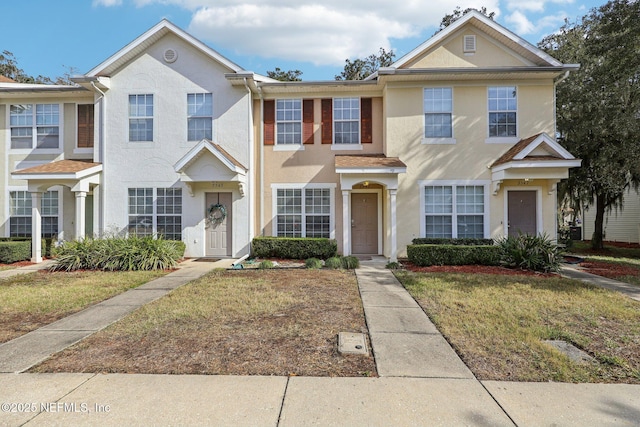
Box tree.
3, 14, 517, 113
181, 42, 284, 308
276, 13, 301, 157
539, 0, 640, 249
1, 50, 76, 84
436, 6, 495, 33
266, 67, 303, 82
335, 48, 395, 81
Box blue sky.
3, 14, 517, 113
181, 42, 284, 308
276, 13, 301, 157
2, 0, 604, 82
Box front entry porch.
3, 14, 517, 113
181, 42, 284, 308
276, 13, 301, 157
11, 160, 102, 263
335, 154, 406, 262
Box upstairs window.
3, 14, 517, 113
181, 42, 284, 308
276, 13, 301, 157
187, 93, 213, 141
488, 86, 517, 138
129, 94, 153, 142
333, 98, 360, 144
276, 99, 302, 145
424, 88, 453, 138
10, 104, 60, 149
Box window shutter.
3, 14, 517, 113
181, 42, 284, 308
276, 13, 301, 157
321, 99, 332, 144
77, 104, 94, 148
303, 99, 314, 144
464, 35, 476, 53
361, 98, 372, 144
264, 100, 275, 145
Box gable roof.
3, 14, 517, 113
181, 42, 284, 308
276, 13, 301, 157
491, 132, 579, 168
87, 19, 245, 77
0, 75, 16, 83
174, 139, 247, 176
12, 160, 102, 180
367, 10, 575, 80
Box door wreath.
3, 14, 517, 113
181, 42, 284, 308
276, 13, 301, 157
207, 203, 227, 226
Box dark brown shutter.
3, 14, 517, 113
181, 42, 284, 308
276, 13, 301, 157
321, 99, 332, 144
361, 98, 372, 144
77, 104, 94, 148
303, 99, 314, 144
264, 100, 275, 145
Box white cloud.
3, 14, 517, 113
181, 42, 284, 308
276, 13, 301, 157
110, 0, 501, 66
93, 0, 123, 6
505, 11, 536, 35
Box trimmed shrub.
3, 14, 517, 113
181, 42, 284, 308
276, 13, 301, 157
411, 237, 494, 246
0, 241, 31, 264
258, 260, 275, 269
407, 244, 501, 267
497, 234, 561, 273
340, 255, 360, 269
305, 258, 323, 269
251, 237, 338, 259
0, 237, 55, 258
50, 236, 185, 271
324, 257, 343, 269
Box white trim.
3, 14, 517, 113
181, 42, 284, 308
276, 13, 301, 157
174, 139, 247, 176
349, 189, 383, 255
270, 183, 337, 239
333, 96, 361, 145
8, 102, 64, 153
273, 144, 305, 152
503, 186, 543, 236
513, 132, 576, 160
422, 138, 457, 145
486, 85, 518, 141
331, 144, 363, 151
127, 93, 156, 144
418, 180, 491, 239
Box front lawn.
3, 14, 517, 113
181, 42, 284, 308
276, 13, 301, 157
0, 270, 167, 343
396, 270, 640, 384
30, 269, 376, 377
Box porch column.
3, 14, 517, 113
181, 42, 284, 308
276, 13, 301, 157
75, 191, 87, 240
31, 192, 43, 263
342, 190, 350, 256
389, 189, 398, 262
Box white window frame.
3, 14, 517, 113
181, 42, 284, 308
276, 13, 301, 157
333, 97, 360, 147
275, 99, 302, 146
422, 87, 456, 145
128, 94, 154, 142
187, 93, 213, 141
271, 183, 336, 239
7, 188, 61, 238
127, 187, 183, 240
486, 86, 518, 144
419, 180, 490, 239
9, 103, 62, 153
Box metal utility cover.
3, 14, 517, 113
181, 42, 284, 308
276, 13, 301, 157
338, 332, 368, 355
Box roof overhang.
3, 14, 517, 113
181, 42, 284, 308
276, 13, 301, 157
11, 160, 102, 193
374, 65, 579, 83
335, 154, 407, 190
174, 139, 247, 176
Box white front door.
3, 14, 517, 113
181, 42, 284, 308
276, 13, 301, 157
205, 192, 232, 257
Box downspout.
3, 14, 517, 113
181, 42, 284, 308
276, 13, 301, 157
257, 85, 265, 238
90, 80, 106, 237
243, 77, 254, 257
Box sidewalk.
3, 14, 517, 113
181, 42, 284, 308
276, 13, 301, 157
0, 260, 639, 426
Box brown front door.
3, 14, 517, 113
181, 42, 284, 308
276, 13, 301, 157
351, 193, 378, 254
508, 190, 537, 236
205, 192, 232, 257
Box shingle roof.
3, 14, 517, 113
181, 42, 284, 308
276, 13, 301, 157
0, 75, 16, 83
335, 154, 406, 169
13, 160, 101, 175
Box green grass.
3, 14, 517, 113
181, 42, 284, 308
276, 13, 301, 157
0, 270, 167, 342
570, 241, 640, 259
396, 270, 640, 383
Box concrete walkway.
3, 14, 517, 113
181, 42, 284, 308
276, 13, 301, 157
560, 264, 640, 301
0, 259, 639, 426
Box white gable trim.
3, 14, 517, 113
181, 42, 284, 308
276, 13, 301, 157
87, 19, 244, 76
514, 133, 575, 161
174, 139, 247, 176
383, 10, 563, 74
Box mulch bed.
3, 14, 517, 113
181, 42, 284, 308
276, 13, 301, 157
403, 263, 556, 277
580, 260, 640, 281
0, 260, 35, 269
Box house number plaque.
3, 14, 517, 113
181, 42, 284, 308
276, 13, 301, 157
211, 182, 224, 188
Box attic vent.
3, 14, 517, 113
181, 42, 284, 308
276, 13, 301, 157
163, 48, 178, 63
463, 35, 476, 53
